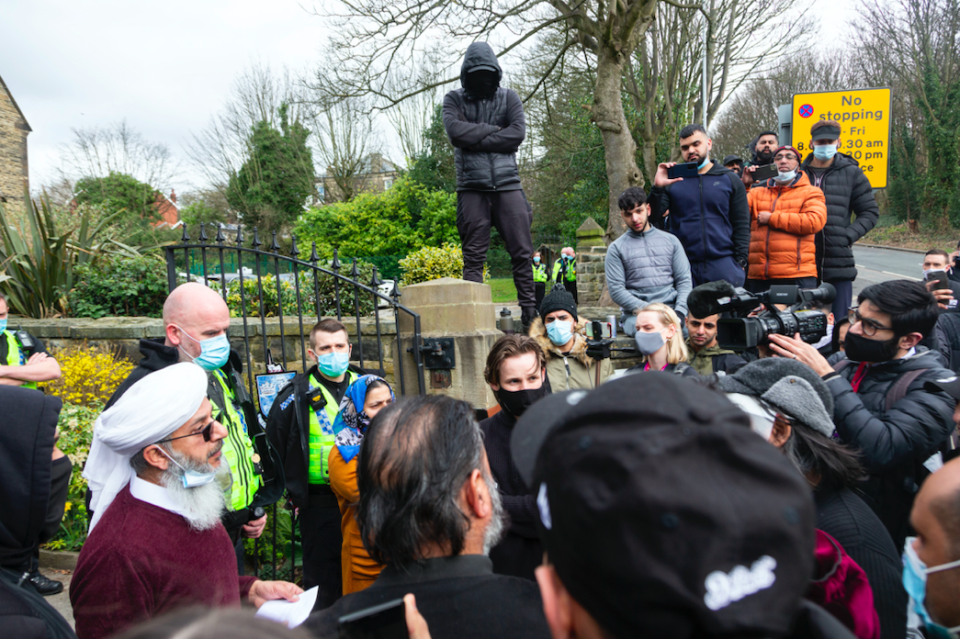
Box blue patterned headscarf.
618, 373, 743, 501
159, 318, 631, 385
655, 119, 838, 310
333, 375, 395, 463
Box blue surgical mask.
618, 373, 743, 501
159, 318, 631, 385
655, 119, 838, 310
813, 144, 837, 161
775, 170, 797, 183
533, 257, 540, 264
698, 157, 710, 170
177, 326, 230, 371
155, 446, 218, 488
318, 351, 350, 378
546, 320, 574, 346
0, 319, 7, 333
635, 330, 666, 356
903, 537, 960, 638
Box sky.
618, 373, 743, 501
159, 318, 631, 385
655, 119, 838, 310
2, 0, 860, 196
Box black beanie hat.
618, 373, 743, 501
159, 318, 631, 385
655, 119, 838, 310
540, 288, 577, 322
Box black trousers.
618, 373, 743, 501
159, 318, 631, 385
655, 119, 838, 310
457, 190, 536, 309
745, 276, 818, 294
31, 455, 72, 572
300, 488, 343, 609
534, 282, 546, 311
564, 280, 578, 304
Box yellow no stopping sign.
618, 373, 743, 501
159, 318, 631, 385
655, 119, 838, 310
791, 87, 891, 189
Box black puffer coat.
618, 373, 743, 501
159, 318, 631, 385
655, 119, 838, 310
801, 153, 879, 282
825, 347, 955, 547
442, 42, 524, 192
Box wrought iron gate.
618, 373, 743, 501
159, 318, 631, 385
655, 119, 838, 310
164, 223, 425, 582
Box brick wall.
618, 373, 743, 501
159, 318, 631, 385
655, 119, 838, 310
0, 76, 30, 212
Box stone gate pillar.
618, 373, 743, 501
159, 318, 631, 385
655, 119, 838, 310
397, 277, 502, 409
575, 217, 607, 306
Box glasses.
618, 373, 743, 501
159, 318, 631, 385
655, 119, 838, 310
774, 154, 797, 162
158, 420, 217, 443
847, 308, 893, 337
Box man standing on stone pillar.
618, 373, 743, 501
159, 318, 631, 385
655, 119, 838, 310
443, 41, 537, 332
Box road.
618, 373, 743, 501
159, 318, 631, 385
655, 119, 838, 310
852, 245, 923, 299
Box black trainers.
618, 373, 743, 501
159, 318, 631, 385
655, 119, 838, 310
27, 570, 63, 596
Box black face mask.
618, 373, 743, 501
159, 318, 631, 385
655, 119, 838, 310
496, 385, 547, 419
464, 70, 499, 100
844, 332, 901, 363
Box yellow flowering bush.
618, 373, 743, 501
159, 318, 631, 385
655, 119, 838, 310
45, 402, 99, 551
42, 344, 134, 406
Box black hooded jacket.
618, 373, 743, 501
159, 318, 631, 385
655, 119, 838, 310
801, 152, 879, 282
825, 347, 955, 547
442, 42, 525, 192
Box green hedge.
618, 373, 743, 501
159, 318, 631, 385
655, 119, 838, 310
69, 255, 168, 319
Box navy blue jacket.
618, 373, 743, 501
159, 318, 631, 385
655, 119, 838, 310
650, 163, 750, 266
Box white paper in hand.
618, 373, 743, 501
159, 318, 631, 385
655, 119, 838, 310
255, 586, 318, 628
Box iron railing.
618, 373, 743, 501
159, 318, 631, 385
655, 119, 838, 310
165, 223, 426, 582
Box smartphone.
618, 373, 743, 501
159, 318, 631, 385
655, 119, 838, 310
667, 162, 699, 179
751, 164, 779, 181
926, 269, 950, 291
338, 599, 407, 639
585, 321, 612, 339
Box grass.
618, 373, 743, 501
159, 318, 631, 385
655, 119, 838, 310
489, 278, 518, 303
865, 217, 957, 252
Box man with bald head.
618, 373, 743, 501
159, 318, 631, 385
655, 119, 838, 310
106, 283, 282, 570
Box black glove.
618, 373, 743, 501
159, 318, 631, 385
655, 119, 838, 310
687, 281, 738, 319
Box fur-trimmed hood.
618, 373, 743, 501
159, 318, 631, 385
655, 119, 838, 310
530, 317, 593, 367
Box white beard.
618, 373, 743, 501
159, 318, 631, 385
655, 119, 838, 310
159, 451, 229, 531
482, 474, 507, 555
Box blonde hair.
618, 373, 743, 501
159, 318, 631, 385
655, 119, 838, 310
636, 303, 688, 365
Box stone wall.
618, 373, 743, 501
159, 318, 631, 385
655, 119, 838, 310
0, 75, 30, 211
17, 314, 402, 389
575, 217, 607, 306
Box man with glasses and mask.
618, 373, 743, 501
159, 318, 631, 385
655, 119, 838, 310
72, 364, 301, 639
106, 283, 282, 575
744, 145, 826, 293
480, 335, 549, 581
766, 280, 955, 549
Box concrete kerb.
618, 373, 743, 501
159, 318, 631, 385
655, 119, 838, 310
856, 242, 927, 254
40, 549, 79, 571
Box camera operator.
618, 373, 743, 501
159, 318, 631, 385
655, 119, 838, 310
529, 288, 614, 391
767, 280, 956, 549
685, 310, 746, 375
923, 249, 960, 312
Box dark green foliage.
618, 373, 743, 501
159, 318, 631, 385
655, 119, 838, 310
888, 126, 922, 223
405, 104, 457, 194
180, 200, 229, 229
74, 171, 161, 236
226, 103, 316, 234
69, 254, 168, 318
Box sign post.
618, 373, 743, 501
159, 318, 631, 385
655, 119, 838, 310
790, 87, 892, 189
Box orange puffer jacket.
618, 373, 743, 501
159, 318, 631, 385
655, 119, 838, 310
747, 171, 827, 280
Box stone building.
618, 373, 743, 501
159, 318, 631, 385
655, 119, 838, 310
0, 74, 31, 211
318, 153, 398, 203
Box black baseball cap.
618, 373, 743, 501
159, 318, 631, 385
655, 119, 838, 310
811, 123, 841, 141
722, 154, 743, 166
512, 373, 816, 639
925, 375, 960, 401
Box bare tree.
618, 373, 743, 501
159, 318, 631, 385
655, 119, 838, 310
58, 120, 177, 191
628, 0, 816, 181
709, 52, 857, 162
186, 63, 308, 198
382, 56, 447, 163
304, 75, 383, 203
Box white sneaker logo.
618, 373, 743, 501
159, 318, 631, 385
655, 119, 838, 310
703, 556, 777, 611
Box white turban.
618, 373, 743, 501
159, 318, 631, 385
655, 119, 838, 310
84, 363, 209, 531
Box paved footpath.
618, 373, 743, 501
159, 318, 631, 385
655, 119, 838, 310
40, 567, 74, 628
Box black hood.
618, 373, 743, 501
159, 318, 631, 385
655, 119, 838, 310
460, 41, 502, 87
0, 388, 61, 572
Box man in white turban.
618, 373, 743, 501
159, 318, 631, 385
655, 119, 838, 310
70, 363, 302, 639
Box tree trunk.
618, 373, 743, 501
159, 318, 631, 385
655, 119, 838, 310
593, 47, 644, 244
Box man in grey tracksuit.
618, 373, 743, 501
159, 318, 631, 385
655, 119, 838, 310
443, 42, 537, 329
607, 187, 693, 337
